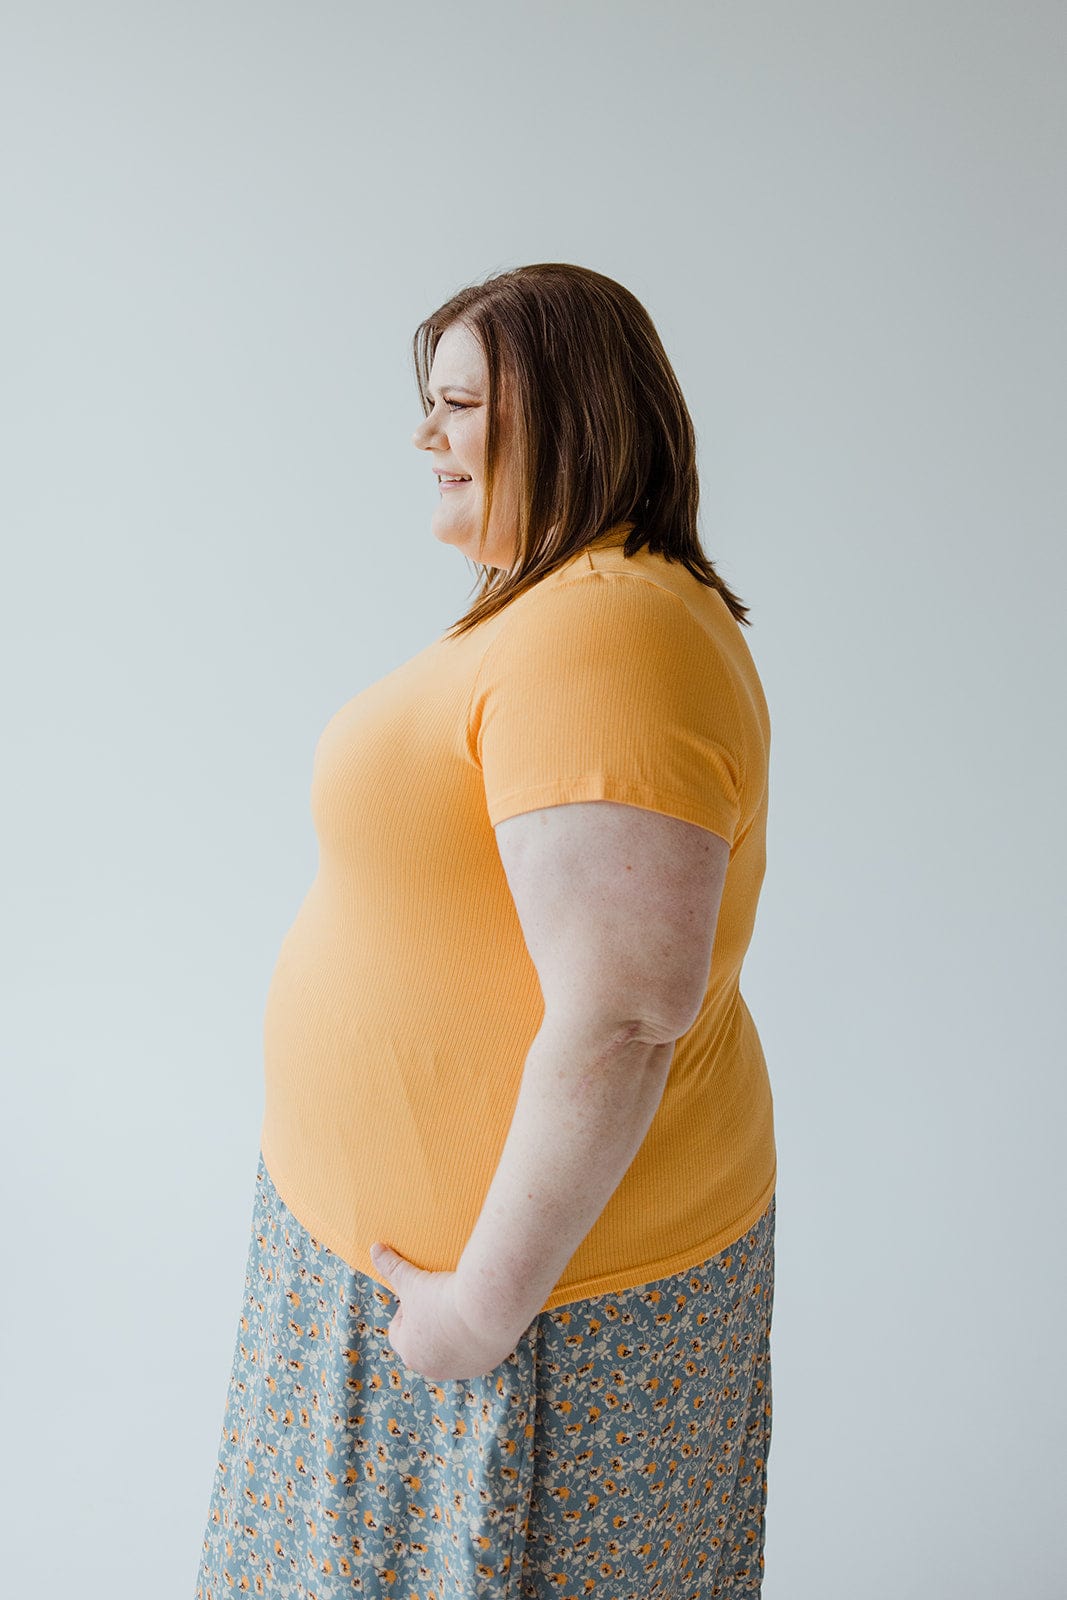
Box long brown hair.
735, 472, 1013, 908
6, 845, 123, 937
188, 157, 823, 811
412, 263, 752, 638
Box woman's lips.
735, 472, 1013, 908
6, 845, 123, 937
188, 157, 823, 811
439, 478, 471, 490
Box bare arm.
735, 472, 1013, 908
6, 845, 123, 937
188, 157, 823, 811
454, 798, 730, 1341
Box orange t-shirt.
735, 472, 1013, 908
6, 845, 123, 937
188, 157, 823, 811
259, 522, 776, 1311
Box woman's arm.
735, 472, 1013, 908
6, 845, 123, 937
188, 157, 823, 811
454, 798, 730, 1343
454, 1012, 675, 1343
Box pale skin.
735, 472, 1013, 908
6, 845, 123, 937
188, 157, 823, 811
369, 322, 732, 1383
408, 318, 522, 569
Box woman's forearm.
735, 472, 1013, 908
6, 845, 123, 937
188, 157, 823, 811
454, 1013, 675, 1343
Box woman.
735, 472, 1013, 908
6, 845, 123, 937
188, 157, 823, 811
195, 262, 777, 1599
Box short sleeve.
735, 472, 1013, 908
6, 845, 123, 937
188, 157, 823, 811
467, 572, 746, 845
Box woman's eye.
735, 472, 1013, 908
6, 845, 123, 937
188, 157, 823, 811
425, 397, 467, 412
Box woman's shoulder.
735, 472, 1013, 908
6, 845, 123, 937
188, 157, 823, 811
527, 541, 740, 649
478, 557, 735, 694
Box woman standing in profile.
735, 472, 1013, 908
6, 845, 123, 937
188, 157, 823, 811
196, 261, 778, 1600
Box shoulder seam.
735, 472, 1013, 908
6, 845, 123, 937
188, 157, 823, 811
465, 570, 673, 737
464, 566, 748, 799
557, 571, 750, 795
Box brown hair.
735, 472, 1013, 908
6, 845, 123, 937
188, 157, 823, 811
412, 263, 752, 638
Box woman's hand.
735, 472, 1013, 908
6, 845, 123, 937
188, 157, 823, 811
369, 1241, 522, 1382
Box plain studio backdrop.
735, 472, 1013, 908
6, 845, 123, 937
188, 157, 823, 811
2, 3, 1064, 1595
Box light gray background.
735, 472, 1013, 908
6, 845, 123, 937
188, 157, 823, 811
2, 3, 1064, 1595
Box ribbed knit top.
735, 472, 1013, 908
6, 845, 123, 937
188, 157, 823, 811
259, 521, 777, 1311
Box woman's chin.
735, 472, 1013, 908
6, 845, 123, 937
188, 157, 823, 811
431, 516, 468, 547
430, 505, 512, 568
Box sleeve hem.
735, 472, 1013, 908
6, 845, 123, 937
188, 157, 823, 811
486, 775, 737, 846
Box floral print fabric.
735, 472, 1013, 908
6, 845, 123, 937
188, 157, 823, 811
195, 1152, 775, 1599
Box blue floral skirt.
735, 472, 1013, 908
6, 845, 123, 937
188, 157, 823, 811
194, 1151, 775, 1599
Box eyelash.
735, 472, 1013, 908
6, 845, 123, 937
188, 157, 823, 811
426, 398, 467, 412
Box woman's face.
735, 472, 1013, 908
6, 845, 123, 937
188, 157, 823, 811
412, 320, 518, 569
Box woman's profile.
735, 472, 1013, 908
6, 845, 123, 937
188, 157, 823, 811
195, 261, 778, 1598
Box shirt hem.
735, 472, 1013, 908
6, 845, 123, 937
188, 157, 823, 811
538, 1162, 778, 1311
260, 1128, 776, 1317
